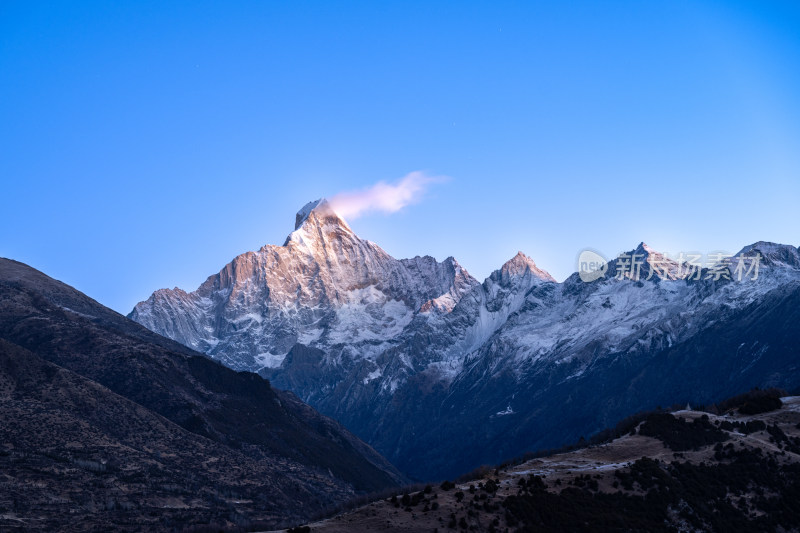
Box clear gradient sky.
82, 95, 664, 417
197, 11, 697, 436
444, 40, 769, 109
2, 1, 799, 313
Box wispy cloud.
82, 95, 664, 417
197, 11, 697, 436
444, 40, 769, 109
329, 171, 447, 220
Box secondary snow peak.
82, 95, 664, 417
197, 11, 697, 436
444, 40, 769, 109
735, 241, 800, 268
498, 251, 556, 283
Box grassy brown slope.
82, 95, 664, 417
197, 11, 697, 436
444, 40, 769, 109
299, 397, 800, 533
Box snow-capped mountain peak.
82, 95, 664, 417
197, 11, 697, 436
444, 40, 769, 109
285, 197, 357, 248
295, 198, 326, 229
735, 241, 800, 269
293, 198, 350, 231
496, 251, 556, 284
131, 199, 477, 370
605, 242, 685, 281
129, 211, 800, 481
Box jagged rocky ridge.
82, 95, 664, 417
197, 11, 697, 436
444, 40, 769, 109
0, 258, 404, 531
131, 200, 800, 480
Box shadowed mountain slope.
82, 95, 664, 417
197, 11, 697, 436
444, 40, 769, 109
0, 258, 404, 531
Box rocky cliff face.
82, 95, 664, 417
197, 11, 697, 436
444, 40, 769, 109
130, 199, 478, 371
131, 202, 800, 480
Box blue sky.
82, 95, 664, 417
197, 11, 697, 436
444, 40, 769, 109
2, 1, 799, 313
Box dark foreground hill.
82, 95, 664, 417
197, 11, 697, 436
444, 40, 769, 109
0, 258, 404, 532
304, 392, 800, 532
